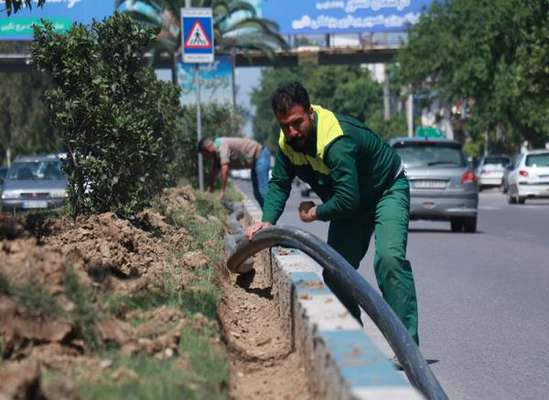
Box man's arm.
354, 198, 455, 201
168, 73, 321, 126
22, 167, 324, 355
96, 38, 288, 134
261, 148, 295, 224
219, 164, 229, 200
315, 137, 360, 221
208, 162, 219, 192
247, 149, 294, 238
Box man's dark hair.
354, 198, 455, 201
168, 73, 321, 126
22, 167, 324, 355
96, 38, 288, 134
197, 137, 212, 153
271, 81, 311, 116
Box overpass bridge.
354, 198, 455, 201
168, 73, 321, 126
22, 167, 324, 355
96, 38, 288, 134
0, 45, 398, 73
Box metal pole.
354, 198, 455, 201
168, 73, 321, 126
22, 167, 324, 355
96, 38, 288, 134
185, 0, 204, 191
196, 64, 204, 191
407, 86, 414, 137
383, 64, 390, 120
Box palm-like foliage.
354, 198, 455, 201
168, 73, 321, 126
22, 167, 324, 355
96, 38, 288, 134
114, 0, 287, 57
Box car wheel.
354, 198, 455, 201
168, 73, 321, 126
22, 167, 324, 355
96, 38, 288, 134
517, 196, 526, 204
450, 219, 464, 232
463, 217, 477, 233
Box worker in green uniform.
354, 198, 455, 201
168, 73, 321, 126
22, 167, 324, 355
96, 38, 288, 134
246, 82, 419, 344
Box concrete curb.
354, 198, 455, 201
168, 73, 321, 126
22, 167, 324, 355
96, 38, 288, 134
238, 195, 423, 400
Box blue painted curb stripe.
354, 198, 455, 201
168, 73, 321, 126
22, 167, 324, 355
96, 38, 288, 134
289, 271, 332, 295
321, 330, 408, 387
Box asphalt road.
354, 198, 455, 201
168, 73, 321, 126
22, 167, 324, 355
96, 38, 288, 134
235, 179, 549, 400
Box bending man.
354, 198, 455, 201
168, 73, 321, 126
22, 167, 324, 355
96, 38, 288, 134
246, 82, 419, 344
198, 136, 271, 207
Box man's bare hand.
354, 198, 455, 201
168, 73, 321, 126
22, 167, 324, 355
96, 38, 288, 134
298, 201, 317, 223
245, 221, 272, 240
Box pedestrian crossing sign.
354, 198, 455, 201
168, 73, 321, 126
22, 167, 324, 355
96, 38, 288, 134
181, 8, 214, 63
185, 21, 211, 49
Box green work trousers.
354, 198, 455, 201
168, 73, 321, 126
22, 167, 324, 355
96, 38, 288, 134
323, 175, 419, 345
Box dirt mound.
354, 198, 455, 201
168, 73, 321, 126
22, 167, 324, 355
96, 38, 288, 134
0, 186, 220, 399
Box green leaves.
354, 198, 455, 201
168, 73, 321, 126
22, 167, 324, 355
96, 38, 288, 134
397, 0, 549, 149
32, 13, 182, 218
3, 0, 45, 16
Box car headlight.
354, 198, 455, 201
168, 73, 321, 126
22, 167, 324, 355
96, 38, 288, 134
1, 191, 19, 199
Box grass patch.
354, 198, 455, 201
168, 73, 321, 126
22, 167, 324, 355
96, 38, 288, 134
1, 271, 63, 319
64, 267, 100, 349
76, 340, 228, 400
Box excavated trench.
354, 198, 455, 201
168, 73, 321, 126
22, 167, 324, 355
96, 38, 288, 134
219, 250, 315, 400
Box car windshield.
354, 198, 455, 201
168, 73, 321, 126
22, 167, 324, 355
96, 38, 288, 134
525, 153, 549, 167
484, 156, 510, 166
393, 143, 466, 168
7, 160, 65, 181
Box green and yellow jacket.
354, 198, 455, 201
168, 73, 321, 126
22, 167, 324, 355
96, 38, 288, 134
262, 105, 403, 224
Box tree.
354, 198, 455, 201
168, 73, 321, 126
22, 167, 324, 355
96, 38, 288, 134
3, 0, 45, 15
32, 13, 182, 218
397, 0, 549, 150
250, 65, 394, 147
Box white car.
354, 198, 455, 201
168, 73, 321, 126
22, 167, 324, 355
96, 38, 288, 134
507, 150, 549, 204
476, 155, 511, 189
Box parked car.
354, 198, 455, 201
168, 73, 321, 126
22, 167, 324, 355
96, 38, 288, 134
506, 150, 549, 204
389, 137, 479, 233
476, 155, 511, 190
1, 154, 68, 211
501, 154, 519, 194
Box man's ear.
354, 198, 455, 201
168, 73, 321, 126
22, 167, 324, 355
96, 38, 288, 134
309, 106, 314, 121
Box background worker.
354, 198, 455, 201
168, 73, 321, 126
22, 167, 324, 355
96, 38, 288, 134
246, 82, 419, 345
198, 136, 271, 207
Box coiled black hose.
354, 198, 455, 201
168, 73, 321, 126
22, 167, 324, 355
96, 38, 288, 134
227, 224, 448, 400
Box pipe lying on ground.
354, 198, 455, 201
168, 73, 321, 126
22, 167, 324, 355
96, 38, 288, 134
227, 224, 448, 400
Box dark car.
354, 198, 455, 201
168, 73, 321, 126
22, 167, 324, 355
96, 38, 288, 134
1, 154, 68, 211
389, 137, 479, 233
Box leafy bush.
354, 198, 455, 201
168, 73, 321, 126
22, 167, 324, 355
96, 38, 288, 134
32, 13, 181, 218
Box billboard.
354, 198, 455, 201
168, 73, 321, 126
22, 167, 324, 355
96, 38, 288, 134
261, 0, 433, 35
0, 0, 114, 40
178, 55, 234, 106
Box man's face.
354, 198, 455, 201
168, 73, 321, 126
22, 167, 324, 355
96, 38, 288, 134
200, 142, 216, 158
276, 104, 314, 152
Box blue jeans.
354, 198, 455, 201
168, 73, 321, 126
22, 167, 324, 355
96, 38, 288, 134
251, 146, 271, 208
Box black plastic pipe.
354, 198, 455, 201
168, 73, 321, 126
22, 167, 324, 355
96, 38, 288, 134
227, 225, 448, 400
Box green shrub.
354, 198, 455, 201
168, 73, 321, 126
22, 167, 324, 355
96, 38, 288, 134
32, 14, 181, 218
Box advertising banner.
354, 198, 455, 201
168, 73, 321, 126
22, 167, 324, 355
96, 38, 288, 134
178, 54, 233, 106
261, 0, 433, 35
0, 0, 114, 40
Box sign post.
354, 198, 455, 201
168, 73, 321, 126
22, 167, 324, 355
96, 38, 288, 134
182, 6, 214, 192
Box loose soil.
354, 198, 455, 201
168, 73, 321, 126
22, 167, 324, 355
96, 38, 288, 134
219, 252, 314, 399
0, 187, 220, 399
0, 186, 315, 399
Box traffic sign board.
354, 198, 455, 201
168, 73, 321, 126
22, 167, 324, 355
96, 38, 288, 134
182, 8, 214, 63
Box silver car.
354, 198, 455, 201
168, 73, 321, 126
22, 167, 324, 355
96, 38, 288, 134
1, 154, 68, 211
389, 137, 479, 233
